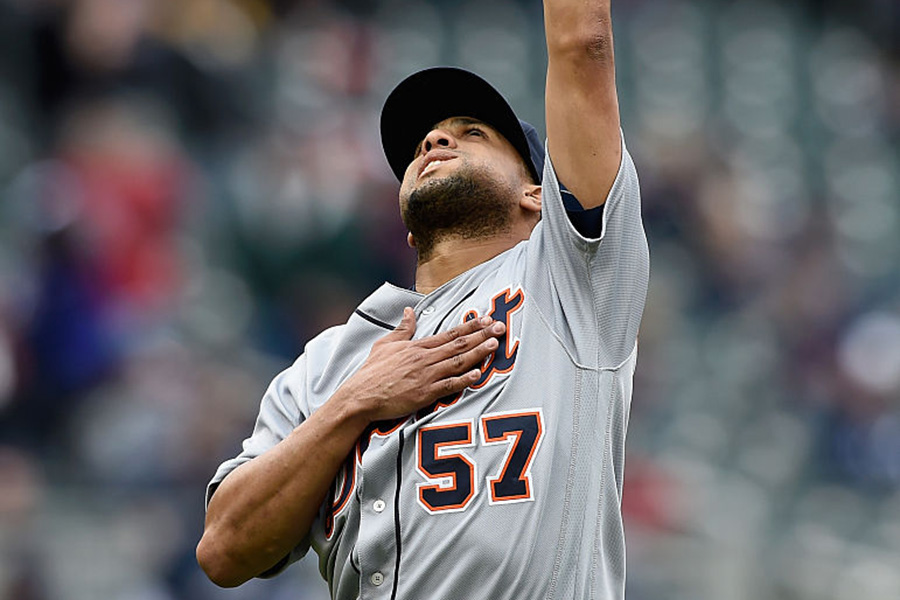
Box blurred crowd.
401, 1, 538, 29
0, 1, 897, 599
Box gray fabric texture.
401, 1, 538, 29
207, 134, 649, 600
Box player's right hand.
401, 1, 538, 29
334, 307, 505, 424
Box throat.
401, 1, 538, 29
414, 236, 523, 294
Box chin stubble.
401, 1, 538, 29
401, 166, 516, 262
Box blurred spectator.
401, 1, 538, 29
0, 1, 897, 599
0, 446, 48, 600
1, 96, 197, 452
20, 0, 247, 147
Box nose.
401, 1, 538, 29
422, 128, 457, 153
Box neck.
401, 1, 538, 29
414, 233, 526, 294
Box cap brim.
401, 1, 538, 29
380, 67, 538, 183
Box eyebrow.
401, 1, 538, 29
439, 117, 486, 128
413, 117, 492, 157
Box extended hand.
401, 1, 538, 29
337, 307, 505, 423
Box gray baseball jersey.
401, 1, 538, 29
207, 135, 649, 600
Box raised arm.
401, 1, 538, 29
544, 0, 621, 209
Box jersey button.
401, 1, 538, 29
370, 572, 384, 586
373, 499, 386, 513
422, 306, 435, 315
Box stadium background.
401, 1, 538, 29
0, 0, 898, 598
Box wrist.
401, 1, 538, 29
327, 383, 374, 433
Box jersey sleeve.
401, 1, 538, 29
204, 355, 312, 575
526, 132, 649, 368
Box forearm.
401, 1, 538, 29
544, 0, 620, 209
197, 391, 367, 587
196, 310, 504, 588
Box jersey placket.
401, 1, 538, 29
356, 425, 403, 598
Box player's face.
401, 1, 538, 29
398, 117, 532, 200
397, 116, 540, 261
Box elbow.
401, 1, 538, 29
548, 17, 615, 64
196, 532, 250, 588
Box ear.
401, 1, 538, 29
407, 232, 416, 248
520, 184, 542, 215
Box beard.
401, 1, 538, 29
401, 164, 517, 262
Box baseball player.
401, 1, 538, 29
197, 1, 648, 599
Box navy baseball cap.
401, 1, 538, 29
380, 67, 545, 183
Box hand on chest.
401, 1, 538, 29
415, 286, 526, 419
